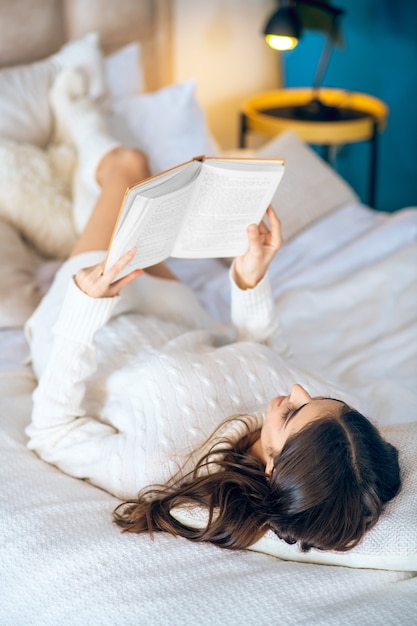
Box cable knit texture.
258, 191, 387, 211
26, 262, 343, 499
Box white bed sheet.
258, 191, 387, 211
1, 201, 417, 625
168, 202, 417, 427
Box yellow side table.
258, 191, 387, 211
239, 88, 388, 207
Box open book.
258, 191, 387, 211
104, 155, 285, 277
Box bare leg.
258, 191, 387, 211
50, 69, 177, 280
69, 147, 178, 281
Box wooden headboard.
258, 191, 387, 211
0, 0, 173, 91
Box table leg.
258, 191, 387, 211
369, 120, 378, 208
322, 145, 330, 162
239, 113, 248, 149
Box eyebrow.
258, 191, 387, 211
284, 397, 346, 428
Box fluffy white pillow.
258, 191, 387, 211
254, 131, 358, 241
0, 33, 105, 148
0, 139, 76, 259
108, 81, 220, 175
0, 58, 55, 149
172, 421, 417, 571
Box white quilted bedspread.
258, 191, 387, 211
1, 202, 417, 625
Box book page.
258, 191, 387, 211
173, 161, 284, 258
114, 160, 201, 232
104, 161, 201, 276
105, 181, 198, 276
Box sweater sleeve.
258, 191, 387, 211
229, 266, 291, 356
25, 279, 135, 499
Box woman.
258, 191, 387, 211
26, 71, 401, 554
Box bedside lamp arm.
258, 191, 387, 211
293, 0, 344, 19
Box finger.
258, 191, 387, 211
266, 204, 280, 225
258, 220, 269, 237
105, 247, 137, 282
266, 205, 282, 246
246, 224, 264, 257
96, 263, 106, 277
107, 268, 143, 296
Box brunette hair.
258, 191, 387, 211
113, 406, 401, 552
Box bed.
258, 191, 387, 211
1, 1, 416, 624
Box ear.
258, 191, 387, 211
265, 458, 274, 477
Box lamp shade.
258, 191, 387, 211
263, 7, 301, 50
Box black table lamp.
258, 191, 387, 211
263, 0, 346, 120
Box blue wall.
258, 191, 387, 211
284, 0, 417, 211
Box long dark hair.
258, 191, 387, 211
113, 406, 401, 552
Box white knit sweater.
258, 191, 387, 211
26, 270, 319, 500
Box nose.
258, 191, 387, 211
290, 384, 312, 405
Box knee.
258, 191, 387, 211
97, 147, 150, 185
121, 148, 150, 179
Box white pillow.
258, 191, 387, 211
108, 81, 220, 175
254, 131, 358, 241
172, 421, 417, 571
0, 33, 105, 148
104, 42, 144, 100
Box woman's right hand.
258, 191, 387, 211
74, 248, 143, 298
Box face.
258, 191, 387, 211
260, 384, 345, 477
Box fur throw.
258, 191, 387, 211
0, 138, 77, 258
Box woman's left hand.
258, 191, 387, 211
74, 248, 143, 298
233, 205, 282, 290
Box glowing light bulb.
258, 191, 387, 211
265, 34, 298, 51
